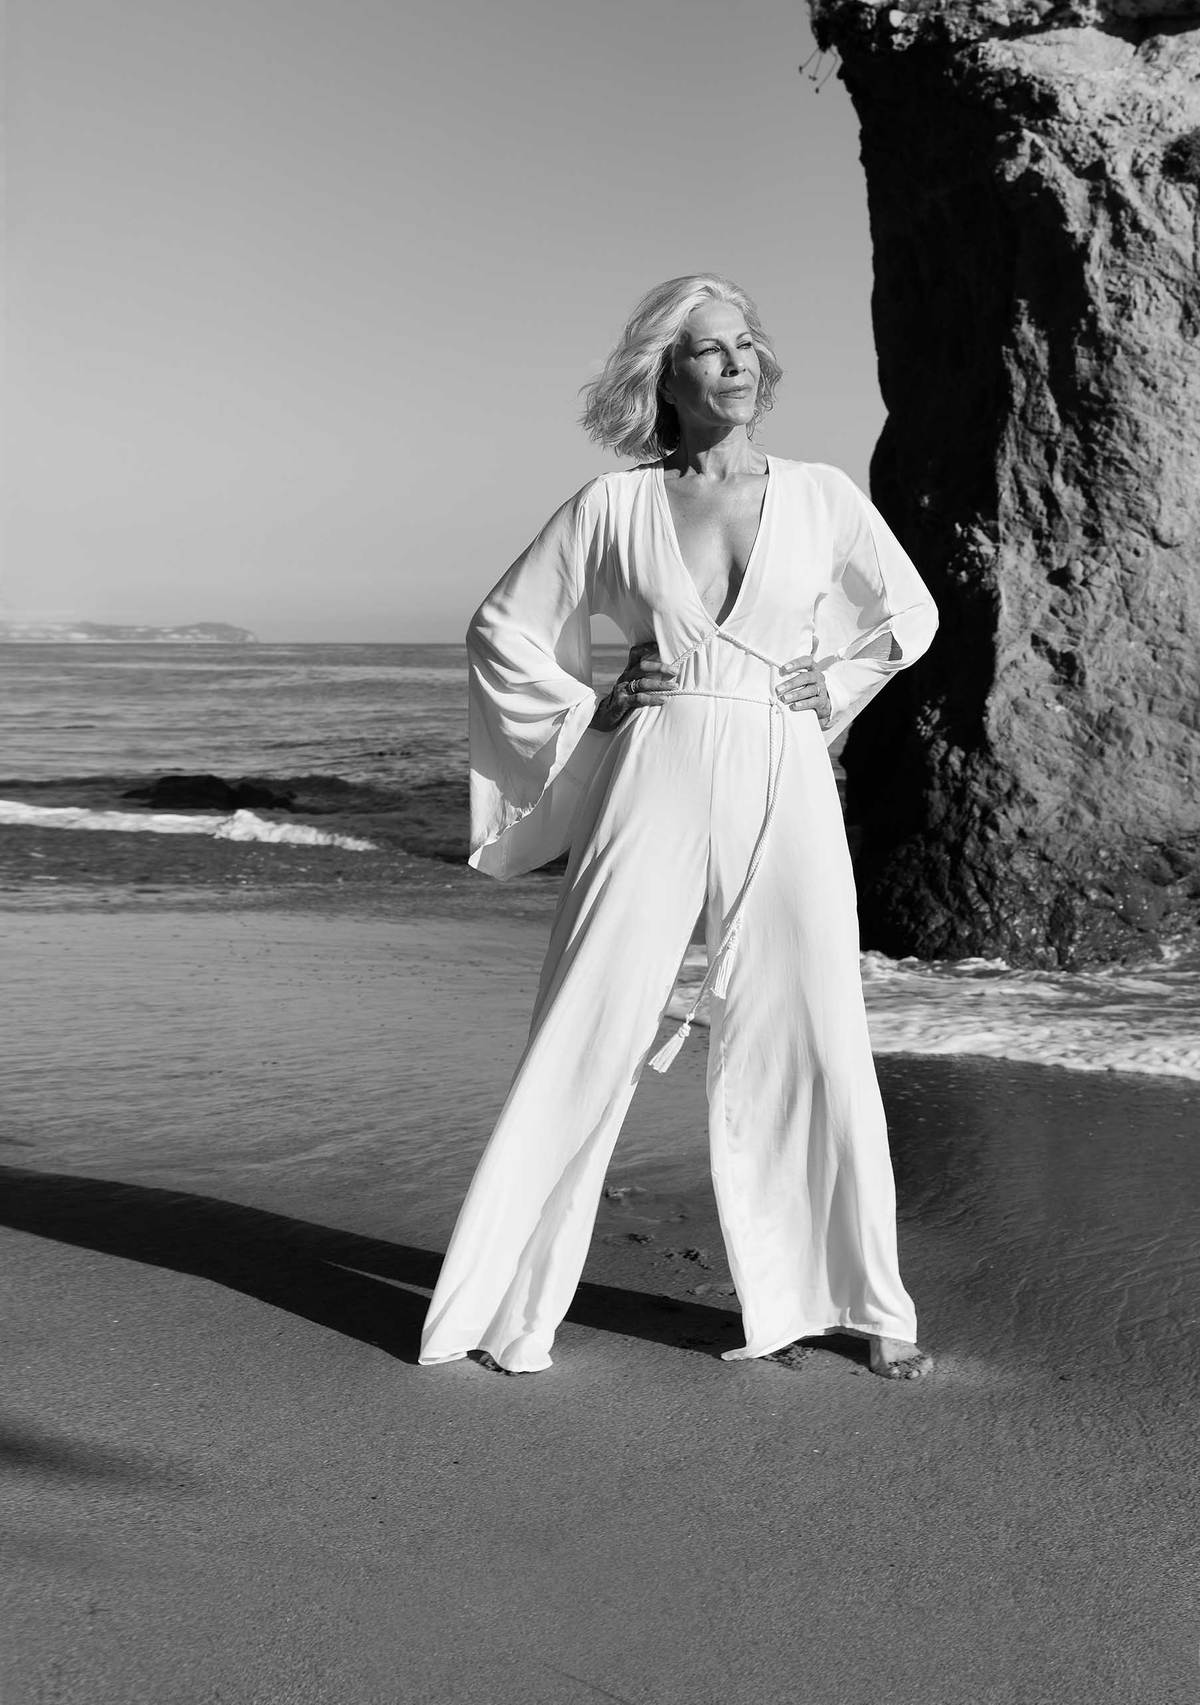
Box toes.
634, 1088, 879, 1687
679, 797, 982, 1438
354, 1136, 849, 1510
474, 1351, 525, 1376
869, 1338, 933, 1380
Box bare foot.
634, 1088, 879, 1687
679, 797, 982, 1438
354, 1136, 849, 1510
869, 1337, 934, 1380
471, 1350, 528, 1376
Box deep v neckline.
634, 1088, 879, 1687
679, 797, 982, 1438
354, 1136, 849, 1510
654, 455, 773, 634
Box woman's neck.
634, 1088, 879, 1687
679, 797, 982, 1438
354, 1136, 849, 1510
665, 427, 762, 480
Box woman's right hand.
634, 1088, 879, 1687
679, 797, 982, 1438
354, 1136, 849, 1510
590, 641, 678, 732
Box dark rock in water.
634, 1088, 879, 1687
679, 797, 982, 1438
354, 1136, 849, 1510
121, 775, 296, 812
809, 0, 1200, 966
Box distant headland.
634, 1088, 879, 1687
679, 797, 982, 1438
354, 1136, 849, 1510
0, 621, 258, 644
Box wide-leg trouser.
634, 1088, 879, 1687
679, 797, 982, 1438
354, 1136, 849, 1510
418, 694, 917, 1372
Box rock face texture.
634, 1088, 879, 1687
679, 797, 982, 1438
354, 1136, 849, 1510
809, 0, 1200, 964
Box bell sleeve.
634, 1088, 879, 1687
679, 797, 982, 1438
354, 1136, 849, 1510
811, 467, 939, 748
466, 482, 607, 880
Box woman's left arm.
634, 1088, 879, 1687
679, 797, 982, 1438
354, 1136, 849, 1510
778, 469, 938, 747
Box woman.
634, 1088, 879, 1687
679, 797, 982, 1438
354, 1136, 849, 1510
420, 275, 937, 1380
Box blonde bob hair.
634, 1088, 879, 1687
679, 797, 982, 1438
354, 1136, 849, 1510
580, 274, 782, 462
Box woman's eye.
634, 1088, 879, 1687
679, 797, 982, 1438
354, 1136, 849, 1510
692, 342, 753, 359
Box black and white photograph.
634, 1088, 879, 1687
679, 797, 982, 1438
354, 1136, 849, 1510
2, 2, 1199, 1701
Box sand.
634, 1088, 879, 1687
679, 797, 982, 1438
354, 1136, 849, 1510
2, 883, 1199, 1705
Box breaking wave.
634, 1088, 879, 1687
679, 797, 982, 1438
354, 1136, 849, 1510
0, 799, 376, 852
667, 943, 1200, 1084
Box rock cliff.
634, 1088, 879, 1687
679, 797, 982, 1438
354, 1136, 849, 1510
809, 0, 1200, 965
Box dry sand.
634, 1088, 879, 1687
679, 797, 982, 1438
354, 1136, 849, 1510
2, 885, 1199, 1705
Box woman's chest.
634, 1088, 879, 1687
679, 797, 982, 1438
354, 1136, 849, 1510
596, 470, 836, 633
661, 475, 768, 621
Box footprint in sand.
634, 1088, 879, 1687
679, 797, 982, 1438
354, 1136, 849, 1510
765, 1343, 816, 1369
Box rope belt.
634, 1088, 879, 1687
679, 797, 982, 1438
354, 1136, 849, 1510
646, 678, 787, 1074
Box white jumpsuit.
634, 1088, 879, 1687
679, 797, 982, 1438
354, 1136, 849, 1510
419, 456, 938, 1372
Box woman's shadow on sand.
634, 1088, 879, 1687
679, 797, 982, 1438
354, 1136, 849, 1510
0, 1165, 873, 1368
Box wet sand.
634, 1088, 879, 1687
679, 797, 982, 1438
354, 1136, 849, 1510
2, 890, 1199, 1704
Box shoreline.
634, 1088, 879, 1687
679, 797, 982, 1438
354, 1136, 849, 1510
0, 816, 553, 921
6, 824, 1199, 1085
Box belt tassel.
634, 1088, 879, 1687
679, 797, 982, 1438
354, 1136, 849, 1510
709, 916, 741, 999
647, 1019, 691, 1074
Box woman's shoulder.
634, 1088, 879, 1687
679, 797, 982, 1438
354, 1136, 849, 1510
572, 463, 657, 514
596, 461, 659, 487
535, 466, 651, 542
769, 458, 873, 525
768, 456, 861, 492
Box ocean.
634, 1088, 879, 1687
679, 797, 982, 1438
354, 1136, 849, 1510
0, 641, 475, 790
3, 641, 1199, 1083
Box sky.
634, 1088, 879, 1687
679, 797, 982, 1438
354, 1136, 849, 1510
2, 0, 882, 642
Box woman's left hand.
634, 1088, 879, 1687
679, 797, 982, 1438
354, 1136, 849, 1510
775, 658, 831, 729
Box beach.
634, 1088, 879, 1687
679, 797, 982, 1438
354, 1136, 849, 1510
10, 0, 1200, 1692
3, 835, 1198, 1705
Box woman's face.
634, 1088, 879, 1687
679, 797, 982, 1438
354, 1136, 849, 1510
660, 300, 761, 437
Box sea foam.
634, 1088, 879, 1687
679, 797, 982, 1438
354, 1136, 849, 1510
0, 799, 376, 852
667, 943, 1200, 1083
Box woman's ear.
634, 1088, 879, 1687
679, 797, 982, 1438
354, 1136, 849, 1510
658, 346, 678, 407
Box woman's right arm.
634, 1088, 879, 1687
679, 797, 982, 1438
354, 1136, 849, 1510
590, 642, 678, 732
466, 482, 607, 878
